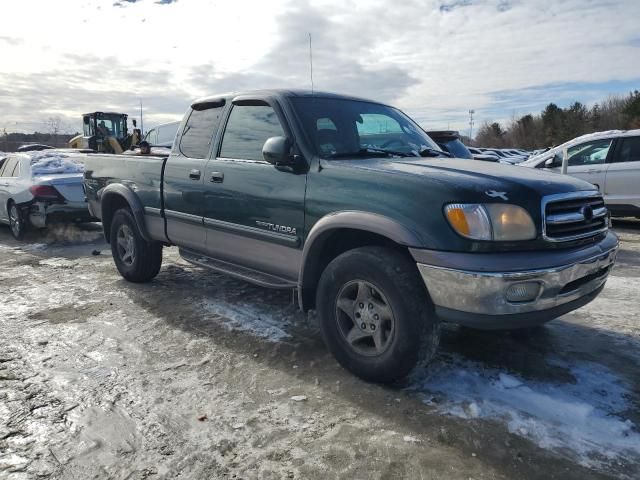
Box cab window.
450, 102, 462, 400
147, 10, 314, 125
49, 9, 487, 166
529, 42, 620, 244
219, 105, 285, 161
567, 139, 612, 166
157, 124, 179, 146
179, 106, 224, 158
145, 128, 157, 145
615, 136, 640, 163
1, 157, 18, 177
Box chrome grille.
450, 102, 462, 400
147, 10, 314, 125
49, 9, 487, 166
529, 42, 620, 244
542, 191, 608, 242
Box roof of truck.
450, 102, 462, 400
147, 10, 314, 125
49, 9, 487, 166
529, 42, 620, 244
191, 89, 383, 108
82, 112, 128, 117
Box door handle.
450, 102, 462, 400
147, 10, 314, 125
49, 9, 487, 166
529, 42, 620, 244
587, 169, 602, 173
210, 172, 224, 183
189, 169, 201, 180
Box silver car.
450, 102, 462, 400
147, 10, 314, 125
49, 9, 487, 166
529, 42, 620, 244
0, 150, 94, 239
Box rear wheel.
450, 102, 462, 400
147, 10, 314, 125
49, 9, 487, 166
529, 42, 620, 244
8, 202, 25, 240
316, 246, 440, 383
110, 208, 162, 282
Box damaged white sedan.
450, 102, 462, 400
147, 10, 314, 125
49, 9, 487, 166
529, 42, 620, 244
0, 150, 94, 239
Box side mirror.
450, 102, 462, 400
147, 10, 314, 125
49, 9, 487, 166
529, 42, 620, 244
83, 116, 90, 125
132, 119, 137, 127
262, 136, 293, 165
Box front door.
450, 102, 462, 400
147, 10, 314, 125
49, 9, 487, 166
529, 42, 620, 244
202, 101, 307, 282
552, 137, 613, 192
163, 104, 224, 250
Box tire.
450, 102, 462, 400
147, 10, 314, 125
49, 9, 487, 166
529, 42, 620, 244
316, 246, 440, 383
110, 208, 162, 283
8, 201, 26, 240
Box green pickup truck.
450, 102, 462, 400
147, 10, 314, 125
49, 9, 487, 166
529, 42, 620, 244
83, 90, 618, 382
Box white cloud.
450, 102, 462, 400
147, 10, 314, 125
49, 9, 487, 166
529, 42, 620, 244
0, 0, 638, 133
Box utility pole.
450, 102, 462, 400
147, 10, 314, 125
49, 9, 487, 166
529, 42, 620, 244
308, 33, 314, 94
139, 99, 144, 136
468, 109, 475, 144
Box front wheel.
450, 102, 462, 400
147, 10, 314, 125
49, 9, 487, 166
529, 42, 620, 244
316, 246, 440, 383
110, 208, 163, 282
8, 201, 26, 240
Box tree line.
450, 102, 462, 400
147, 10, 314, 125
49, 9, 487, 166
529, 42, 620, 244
0, 130, 77, 152
473, 90, 640, 150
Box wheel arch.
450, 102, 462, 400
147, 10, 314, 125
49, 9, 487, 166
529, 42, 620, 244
100, 184, 151, 243
298, 211, 421, 311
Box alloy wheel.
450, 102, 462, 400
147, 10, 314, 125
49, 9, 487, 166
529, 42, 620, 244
335, 280, 396, 356
116, 224, 136, 266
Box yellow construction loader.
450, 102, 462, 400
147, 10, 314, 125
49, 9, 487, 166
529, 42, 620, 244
68, 112, 141, 154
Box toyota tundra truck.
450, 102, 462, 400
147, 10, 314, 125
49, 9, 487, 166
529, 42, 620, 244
82, 90, 618, 383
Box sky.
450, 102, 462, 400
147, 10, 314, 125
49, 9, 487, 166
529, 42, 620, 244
0, 0, 639, 136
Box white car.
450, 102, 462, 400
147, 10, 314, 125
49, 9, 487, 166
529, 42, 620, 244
0, 150, 94, 239
521, 129, 640, 217
144, 120, 180, 148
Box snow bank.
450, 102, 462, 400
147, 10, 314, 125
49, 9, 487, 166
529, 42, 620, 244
28, 151, 85, 175
412, 356, 640, 471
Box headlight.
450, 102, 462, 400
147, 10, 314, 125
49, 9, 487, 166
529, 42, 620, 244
444, 203, 536, 241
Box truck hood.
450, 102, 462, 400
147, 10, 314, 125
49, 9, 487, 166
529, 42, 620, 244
324, 157, 595, 197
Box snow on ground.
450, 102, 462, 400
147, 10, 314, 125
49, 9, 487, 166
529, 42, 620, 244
412, 354, 640, 472
201, 299, 293, 342
28, 150, 84, 175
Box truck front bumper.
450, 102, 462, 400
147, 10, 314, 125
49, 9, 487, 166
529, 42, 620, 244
410, 232, 618, 329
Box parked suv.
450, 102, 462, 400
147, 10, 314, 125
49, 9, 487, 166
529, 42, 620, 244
81, 90, 618, 383
521, 130, 640, 217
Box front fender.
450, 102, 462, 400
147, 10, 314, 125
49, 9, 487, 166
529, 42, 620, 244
297, 210, 422, 310
100, 183, 151, 243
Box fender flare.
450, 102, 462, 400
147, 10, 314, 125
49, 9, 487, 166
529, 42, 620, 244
297, 211, 422, 310
100, 183, 151, 243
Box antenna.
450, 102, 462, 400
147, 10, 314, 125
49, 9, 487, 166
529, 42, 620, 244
139, 99, 144, 136
308, 33, 314, 94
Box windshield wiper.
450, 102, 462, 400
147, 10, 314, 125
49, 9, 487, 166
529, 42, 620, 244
419, 147, 452, 158
329, 147, 414, 159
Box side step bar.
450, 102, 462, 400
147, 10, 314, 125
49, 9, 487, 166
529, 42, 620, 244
179, 248, 297, 289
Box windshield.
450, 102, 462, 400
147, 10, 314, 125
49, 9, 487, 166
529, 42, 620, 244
96, 114, 127, 138
290, 97, 441, 159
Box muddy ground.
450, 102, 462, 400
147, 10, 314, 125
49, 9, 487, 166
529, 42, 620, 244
0, 221, 638, 480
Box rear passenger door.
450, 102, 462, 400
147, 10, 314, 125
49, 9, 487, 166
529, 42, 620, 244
201, 99, 307, 283
163, 102, 224, 250
604, 135, 640, 214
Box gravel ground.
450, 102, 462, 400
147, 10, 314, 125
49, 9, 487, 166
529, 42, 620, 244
0, 221, 638, 480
